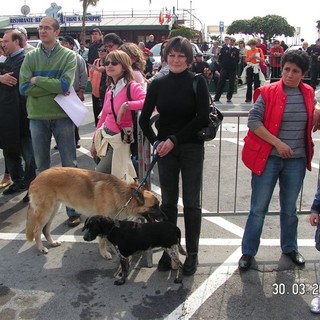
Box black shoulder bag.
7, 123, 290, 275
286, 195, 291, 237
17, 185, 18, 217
193, 74, 223, 141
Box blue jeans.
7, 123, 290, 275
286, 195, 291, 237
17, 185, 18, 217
242, 156, 307, 256
157, 143, 204, 254
311, 182, 320, 213
29, 118, 79, 218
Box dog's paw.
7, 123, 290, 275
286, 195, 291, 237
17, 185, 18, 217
114, 278, 125, 286
39, 247, 49, 254
50, 241, 62, 248
174, 277, 183, 284
100, 250, 113, 260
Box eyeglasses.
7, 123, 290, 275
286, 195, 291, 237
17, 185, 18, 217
105, 61, 119, 66
105, 43, 115, 49
38, 26, 54, 32
98, 48, 107, 52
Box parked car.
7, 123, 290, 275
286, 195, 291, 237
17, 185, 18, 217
150, 42, 201, 70
27, 38, 80, 52
285, 45, 302, 52
27, 39, 42, 48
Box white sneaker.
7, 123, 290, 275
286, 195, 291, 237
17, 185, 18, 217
310, 295, 320, 314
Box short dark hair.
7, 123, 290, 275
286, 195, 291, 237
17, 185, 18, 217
60, 35, 75, 46
163, 36, 194, 65
281, 49, 310, 74
91, 28, 102, 35
103, 33, 123, 46
5, 29, 23, 48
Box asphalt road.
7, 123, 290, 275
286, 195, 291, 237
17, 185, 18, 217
1, 84, 320, 320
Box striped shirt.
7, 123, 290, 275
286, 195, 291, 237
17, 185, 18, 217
248, 85, 307, 158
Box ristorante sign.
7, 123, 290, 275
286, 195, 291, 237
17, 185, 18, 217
9, 15, 102, 24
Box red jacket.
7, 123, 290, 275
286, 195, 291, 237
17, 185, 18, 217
242, 79, 315, 175
269, 45, 284, 67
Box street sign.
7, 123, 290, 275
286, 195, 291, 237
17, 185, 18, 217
219, 21, 224, 33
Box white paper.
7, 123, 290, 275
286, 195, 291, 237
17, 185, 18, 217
54, 87, 89, 126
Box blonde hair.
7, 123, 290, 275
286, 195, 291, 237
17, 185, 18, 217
106, 50, 134, 86
119, 42, 146, 73
247, 39, 258, 46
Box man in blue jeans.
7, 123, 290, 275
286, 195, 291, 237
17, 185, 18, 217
19, 16, 81, 227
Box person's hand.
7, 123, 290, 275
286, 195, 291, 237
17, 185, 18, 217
90, 142, 97, 158
310, 212, 319, 226
77, 90, 85, 101
156, 139, 174, 157
116, 102, 128, 124
30, 76, 37, 85
274, 140, 293, 158
312, 107, 320, 132
0, 72, 17, 86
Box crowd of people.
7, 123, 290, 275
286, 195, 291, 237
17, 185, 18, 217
199, 36, 320, 104
0, 19, 212, 277
1, 18, 320, 303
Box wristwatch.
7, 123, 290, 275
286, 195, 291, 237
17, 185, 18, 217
124, 101, 129, 108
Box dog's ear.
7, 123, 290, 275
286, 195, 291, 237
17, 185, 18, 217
82, 217, 90, 232
132, 188, 145, 206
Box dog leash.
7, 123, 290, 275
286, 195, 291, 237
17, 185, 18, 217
132, 146, 160, 196
114, 142, 160, 219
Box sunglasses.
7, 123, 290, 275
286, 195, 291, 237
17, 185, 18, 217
105, 61, 119, 66
98, 48, 107, 52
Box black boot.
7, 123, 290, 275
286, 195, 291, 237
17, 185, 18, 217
183, 254, 198, 276
157, 250, 171, 271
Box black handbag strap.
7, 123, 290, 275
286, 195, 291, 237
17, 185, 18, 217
110, 89, 121, 130
126, 82, 137, 120
126, 82, 132, 101
193, 74, 223, 121
192, 73, 214, 106
110, 82, 133, 130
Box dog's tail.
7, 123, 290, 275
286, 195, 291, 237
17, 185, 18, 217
26, 204, 36, 241
178, 244, 187, 256
176, 226, 187, 256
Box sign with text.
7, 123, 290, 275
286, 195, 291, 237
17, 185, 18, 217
9, 15, 101, 25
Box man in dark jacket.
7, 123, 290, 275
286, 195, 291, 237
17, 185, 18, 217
307, 38, 320, 90
214, 36, 239, 103
0, 30, 36, 197
191, 52, 210, 74
88, 28, 103, 65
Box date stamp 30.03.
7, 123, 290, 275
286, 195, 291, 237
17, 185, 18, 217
272, 282, 320, 295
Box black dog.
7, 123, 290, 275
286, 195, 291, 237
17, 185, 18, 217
82, 215, 185, 285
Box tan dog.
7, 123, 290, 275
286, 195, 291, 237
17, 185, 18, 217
26, 167, 164, 257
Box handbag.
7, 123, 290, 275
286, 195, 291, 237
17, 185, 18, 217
110, 84, 134, 145
193, 74, 223, 141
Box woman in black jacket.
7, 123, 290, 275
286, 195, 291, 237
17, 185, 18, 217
139, 36, 209, 276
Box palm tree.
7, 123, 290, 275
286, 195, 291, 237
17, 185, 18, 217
80, 0, 100, 44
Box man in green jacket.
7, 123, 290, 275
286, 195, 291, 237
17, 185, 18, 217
19, 16, 81, 227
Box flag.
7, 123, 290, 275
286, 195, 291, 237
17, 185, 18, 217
165, 11, 171, 22
159, 11, 164, 25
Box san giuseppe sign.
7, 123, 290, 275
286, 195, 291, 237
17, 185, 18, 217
9, 15, 101, 24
